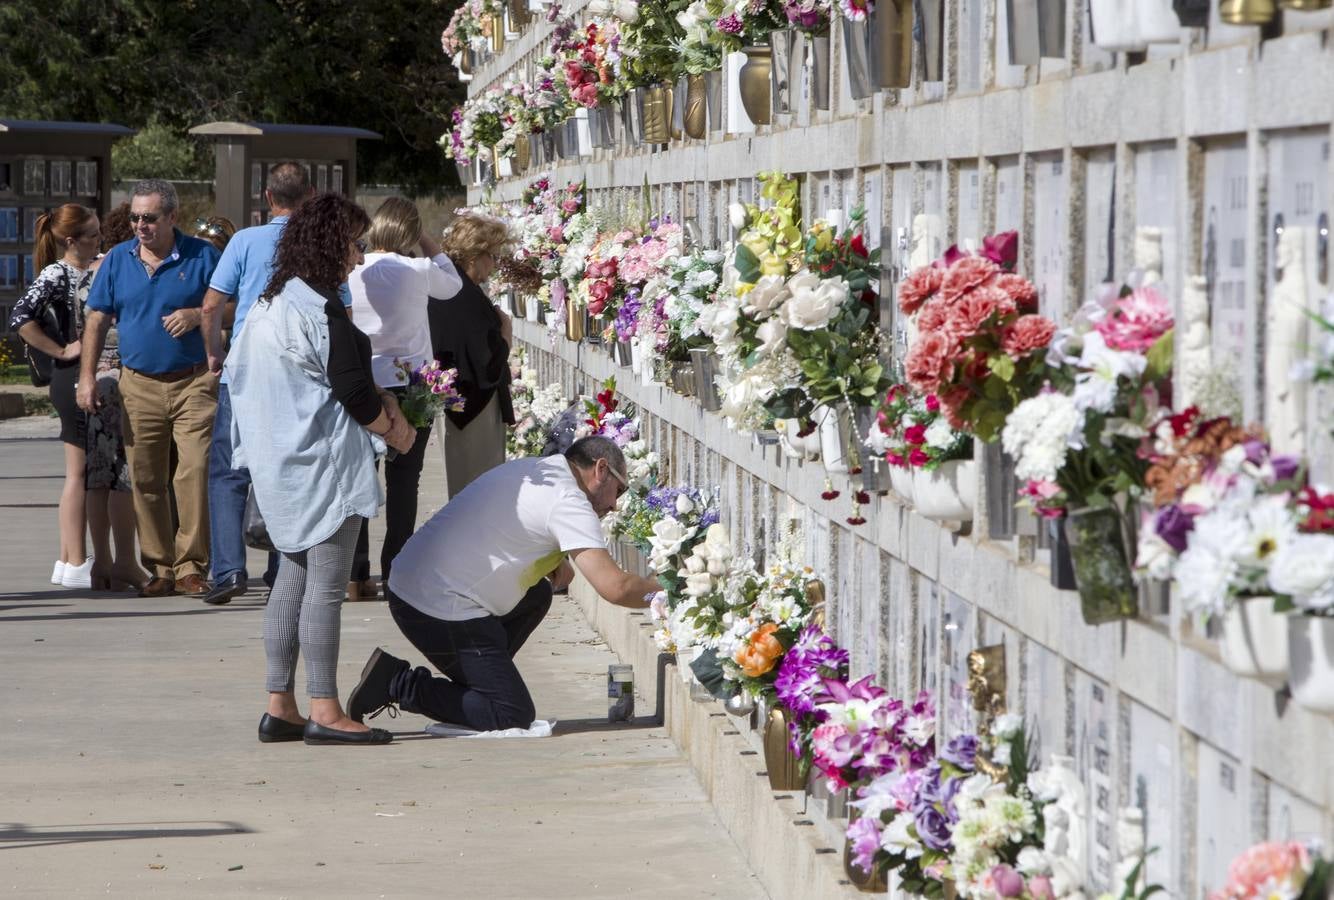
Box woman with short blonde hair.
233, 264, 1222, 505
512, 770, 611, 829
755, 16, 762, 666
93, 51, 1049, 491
430, 212, 517, 498
346, 196, 463, 599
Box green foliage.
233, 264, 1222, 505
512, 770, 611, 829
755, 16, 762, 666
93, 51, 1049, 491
0, 0, 465, 196
111, 118, 210, 180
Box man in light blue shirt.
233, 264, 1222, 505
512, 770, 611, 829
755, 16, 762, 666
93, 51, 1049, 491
199, 162, 319, 605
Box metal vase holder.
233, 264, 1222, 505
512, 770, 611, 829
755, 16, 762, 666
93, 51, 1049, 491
809, 33, 831, 111
982, 441, 1018, 540
584, 310, 603, 344
590, 102, 618, 149
621, 91, 643, 148
613, 340, 633, 367
874, 0, 914, 89
917, 0, 944, 81
769, 30, 805, 117
689, 348, 722, 411
704, 70, 724, 132
1005, 0, 1066, 65
842, 19, 876, 100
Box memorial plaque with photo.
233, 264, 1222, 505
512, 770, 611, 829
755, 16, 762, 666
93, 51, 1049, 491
75, 161, 97, 197
0, 208, 17, 243
1074, 670, 1116, 894
1033, 153, 1069, 320
1127, 702, 1176, 892
22, 160, 45, 197
956, 162, 981, 251
1195, 741, 1250, 898
49, 161, 71, 198
940, 591, 976, 742
1084, 148, 1116, 296
1134, 143, 1179, 298
1202, 141, 1250, 418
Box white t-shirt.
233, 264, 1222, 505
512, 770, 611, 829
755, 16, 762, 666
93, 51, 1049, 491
389, 456, 607, 620
347, 251, 463, 387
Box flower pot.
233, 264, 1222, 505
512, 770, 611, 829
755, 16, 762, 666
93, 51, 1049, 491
684, 75, 708, 139
1288, 614, 1334, 713
983, 441, 1018, 540
1063, 506, 1138, 625
533, 296, 546, 324
621, 90, 643, 147
507, 0, 531, 29
454, 161, 472, 187
460, 48, 475, 76
703, 70, 724, 131
672, 76, 688, 139
613, 340, 633, 367
690, 347, 722, 411
738, 45, 772, 126
763, 707, 806, 791
668, 361, 696, 397
769, 30, 805, 117
841, 19, 876, 100
510, 290, 528, 319
642, 83, 674, 144
564, 300, 585, 341
912, 459, 976, 523
871, 0, 913, 89
1006, 0, 1065, 64
889, 464, 915, 503
1220, 596, 1289, 682
585, 310, 603, 344
574, 108, 593, 156
513, 134, 531, 173
488, 13, 505, 52
590, 103, 617, 149
843, 805, 888, 892
817, 405, 850, 474
1048, 515, 1078, 590
809, 33, 831, 110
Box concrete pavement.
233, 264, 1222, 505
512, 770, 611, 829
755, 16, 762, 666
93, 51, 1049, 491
0, 418, 766, 898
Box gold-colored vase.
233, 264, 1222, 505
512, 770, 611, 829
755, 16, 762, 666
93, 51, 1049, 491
684, 74, 707, 140
1278, 0, 1328, 8
564, 299, 585, 341
513, 134, 531, 173
488, 14, 505, 52
762, 707, 806, 791
1219, 0, 1276, 21
876, 0, 914, 89
458, 49, 473, 76
738, 45, 772, 126
507, 0, 532, 29
642, 83, 674, 143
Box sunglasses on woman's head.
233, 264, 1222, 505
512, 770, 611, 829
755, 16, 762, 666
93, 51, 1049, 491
194, 219, 224, 237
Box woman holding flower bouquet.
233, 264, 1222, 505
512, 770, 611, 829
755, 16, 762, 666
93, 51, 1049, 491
225, 193, 416, 746
347, 197, 464, 597
431, 211, 516, 497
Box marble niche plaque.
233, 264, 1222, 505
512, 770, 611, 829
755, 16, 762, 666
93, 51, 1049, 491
1074, 670, 1116, 895
955, 161, 982, 252
1134, 142, 1180, 300
1195, 740, 1251, 898
940, 591, 977, 742
956, 0, 984, 93
1032, 153, 1070, 321
1267, 781, 1326, 846
887, 557, 915, 697
1083, 148, 1116, 297
1021, 639, 1067, 762
994, 156, 1023, 235
1126, 701, 1176, 892
862, 170, 883, 249
917, 574, 942, 702
1201, 140, 1252, 419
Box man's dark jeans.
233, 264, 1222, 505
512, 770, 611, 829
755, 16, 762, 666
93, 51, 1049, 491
207, 384, 278, 585
352, 421, 433, 585
387, 580, 553, 731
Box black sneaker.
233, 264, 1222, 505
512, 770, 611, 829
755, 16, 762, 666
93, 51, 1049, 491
203, 572, 247, 606
347, 647, 406, 723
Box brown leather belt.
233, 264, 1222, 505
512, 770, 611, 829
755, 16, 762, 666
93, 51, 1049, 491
125, 362, 208, 382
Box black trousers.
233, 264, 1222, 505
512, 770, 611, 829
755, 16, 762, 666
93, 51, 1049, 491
352, 422, 434, 583
387, 580, 553, 731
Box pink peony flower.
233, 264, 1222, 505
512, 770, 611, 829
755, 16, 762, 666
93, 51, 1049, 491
916, 296, 954, 338
994, 272, 1039, 311
572, 82, 600, 108
898, 266, 943, 315
945, 285, 1017, 341
1211, 841, 1311, 900
1096, 285, 1174, 352
904, 330, 955, 395
940, 255, 1000, 303
1001, 314, 1056, 360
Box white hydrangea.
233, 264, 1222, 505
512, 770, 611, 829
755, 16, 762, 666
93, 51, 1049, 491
1001, 392, 1086, 484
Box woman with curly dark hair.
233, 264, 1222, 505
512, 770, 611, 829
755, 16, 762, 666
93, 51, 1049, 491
225, 193, 414, 746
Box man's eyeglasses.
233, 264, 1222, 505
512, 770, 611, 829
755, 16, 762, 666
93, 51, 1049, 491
606, 464, 629, 498
128, 213, 161, 225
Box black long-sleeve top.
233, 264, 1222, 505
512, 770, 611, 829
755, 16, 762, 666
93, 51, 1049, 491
427, 272, 515, 430
323, 293, 382, 428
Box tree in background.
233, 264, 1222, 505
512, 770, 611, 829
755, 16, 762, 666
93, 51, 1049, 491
0, 0, 465, 196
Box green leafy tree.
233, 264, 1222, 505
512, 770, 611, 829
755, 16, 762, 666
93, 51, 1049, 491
111, 119, 211, 180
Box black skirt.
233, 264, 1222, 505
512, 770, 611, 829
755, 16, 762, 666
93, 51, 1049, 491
48, 362, 86, 447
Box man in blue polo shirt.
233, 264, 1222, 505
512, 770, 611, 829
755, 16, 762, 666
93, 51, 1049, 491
78, 178, 220, 598
198, 162, 315, 606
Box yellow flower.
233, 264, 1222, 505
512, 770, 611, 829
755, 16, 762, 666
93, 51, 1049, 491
735, 282, 755, 298
759, 252, 788, 277
740, 232, 770, 260
813, 227, 833, 252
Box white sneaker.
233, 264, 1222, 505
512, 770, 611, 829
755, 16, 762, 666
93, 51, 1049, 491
51, 560, 66, 585
61, 557, 94, 590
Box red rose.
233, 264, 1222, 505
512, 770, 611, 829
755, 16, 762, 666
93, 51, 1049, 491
587, 298, 606, 315
924, 394, 940, 412
850, 234, 868, 258
886, 451, 906, 467
898, 266, 944, 315
981, 231, 1019, 271
908, 448, 931, 467
904, 424, 927, 445
589, 280, 614, 303
940, 256, 1000, 303
1000, 314, 1056, 360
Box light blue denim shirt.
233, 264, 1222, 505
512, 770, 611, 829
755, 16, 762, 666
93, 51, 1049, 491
224, 276, 384, 553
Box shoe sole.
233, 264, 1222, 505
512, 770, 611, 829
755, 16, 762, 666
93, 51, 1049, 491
302, 737, 393, 746
204, 585, 247, 606
347, 648, 388, 724
257, 732, 304, 743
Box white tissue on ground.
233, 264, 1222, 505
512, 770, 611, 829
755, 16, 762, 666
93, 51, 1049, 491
425, 719, 555, 738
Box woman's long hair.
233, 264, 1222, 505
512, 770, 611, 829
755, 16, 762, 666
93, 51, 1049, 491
262, 193, 370, 301
365, 196, 422, 256
33, 203, 96, 271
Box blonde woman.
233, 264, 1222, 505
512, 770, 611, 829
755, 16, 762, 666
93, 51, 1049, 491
346, 197, 463, 598
431, 212, 515, 498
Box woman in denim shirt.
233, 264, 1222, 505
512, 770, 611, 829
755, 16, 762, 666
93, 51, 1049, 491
226, 194, 415, 746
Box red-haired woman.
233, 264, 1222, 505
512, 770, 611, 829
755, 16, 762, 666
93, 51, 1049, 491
9, 204, 101, 589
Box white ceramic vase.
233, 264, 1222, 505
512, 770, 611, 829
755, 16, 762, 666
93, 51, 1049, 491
890, 465, 915, 504
912, 459, 976, 523
817, 406, 849, 475
1287, 614, 1334, 713
1219, 596, 1289, 683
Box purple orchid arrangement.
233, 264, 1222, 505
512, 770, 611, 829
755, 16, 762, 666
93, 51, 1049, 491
614, 288, 642, 341
774, 626, 849, 756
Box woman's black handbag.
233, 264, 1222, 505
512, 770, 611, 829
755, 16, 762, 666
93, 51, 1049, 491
243, 486, 277, 552
23, 269, 70, 388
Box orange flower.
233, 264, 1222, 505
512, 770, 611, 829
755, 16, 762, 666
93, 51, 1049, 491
734, 623, 785, 678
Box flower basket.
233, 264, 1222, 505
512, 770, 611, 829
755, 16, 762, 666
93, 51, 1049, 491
1063, 506, 1138, 625
843, 805, 888, 893
762, 706, 807, 791
1288, 614, 1334, 713
1220, 596, 1289, 683
738, 45, 772, 126
769, 30, 805, 117
912, 459, 976, 523
689, 348, 722, 412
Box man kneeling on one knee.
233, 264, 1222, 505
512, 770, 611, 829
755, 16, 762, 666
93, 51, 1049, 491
347, 436, 661, 731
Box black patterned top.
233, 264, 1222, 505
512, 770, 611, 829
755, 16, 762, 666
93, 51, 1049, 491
9, 260, 92, 345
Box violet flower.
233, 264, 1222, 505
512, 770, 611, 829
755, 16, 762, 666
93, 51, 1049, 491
1152, 504, 1194, 554
940, 734, 978, 771
846, 815, 882, 874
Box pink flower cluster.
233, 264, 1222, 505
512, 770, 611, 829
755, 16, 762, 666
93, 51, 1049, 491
809, 677, 936, 792
1094, 285, 1173, 352
1210, 841, 1313, 900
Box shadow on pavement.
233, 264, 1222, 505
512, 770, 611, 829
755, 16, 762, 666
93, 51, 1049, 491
0, 820, 252, 851
0, 603, 71, 614
0, 605, 255, 623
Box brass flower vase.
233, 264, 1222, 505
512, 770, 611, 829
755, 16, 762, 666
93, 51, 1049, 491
873, 0, 913, 89
1279, 0, 1329, 8
738, 45, 773, 126
762, 707, 806, 791
513, 134, 531, 173
642, 82, 674, 144
564, 300, 585, 342
684, 75, 708, 139
488, 14, 506, 52
1219, 0, 1277, 21
458, 48, 474, 76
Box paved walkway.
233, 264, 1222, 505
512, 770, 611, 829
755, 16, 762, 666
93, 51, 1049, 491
0, 418, 765, 898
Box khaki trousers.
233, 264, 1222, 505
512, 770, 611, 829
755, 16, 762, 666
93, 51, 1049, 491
120, 366, 217, 580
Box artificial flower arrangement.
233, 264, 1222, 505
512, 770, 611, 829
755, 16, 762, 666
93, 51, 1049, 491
575, 377, 641, 447
559, 19, 628, 108
675, 0, 733, 74
716, 0, 788, 44
782, 0, 833, 32
442, 85, 518, 165
506, 349, 570, 459
441, 0, 495, 63
615, 216, 686, 342
1210, 840, 1332, 900
898, 232, 1054, 443
606, 0, 692, 87
392, 358, 466, 429
874, 383, 974, 471
657, 247, 725, 362
772, 624, 850, 761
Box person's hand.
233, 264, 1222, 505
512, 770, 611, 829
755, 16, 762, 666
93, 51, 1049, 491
162, 309, 202, 338
419, 234, 442, 259
386, 417, 416, 454
60, 340, 82, 362
207, 350, 226, 377
76, 377, 100, 413
547, 559, 575, 592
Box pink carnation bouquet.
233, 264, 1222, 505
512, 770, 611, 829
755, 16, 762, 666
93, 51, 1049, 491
898, 231, 1055, 443
1210, 841, 1330, 900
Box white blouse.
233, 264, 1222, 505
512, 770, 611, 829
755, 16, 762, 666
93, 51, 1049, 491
347, 251, 463, 388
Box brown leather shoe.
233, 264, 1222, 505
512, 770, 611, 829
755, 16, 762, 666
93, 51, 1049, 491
139, 577, 176, 598
177, 574, 209, 595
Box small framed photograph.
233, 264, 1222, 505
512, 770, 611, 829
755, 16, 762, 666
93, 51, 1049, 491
23, 207, 43, 242
22, 159, 45, 196
0, 254, 17, 289
0, 208, 17, 243
75, 161, 98, 196
49, 161, 72, 197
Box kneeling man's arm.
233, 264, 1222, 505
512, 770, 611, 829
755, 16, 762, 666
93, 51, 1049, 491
569, 548, 661, 608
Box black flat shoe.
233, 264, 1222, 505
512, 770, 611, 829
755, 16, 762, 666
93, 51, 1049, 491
347, 647, 407, 723
204, 572, 247, 606
257, 713, 307, 743
303, 720, 393, 745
